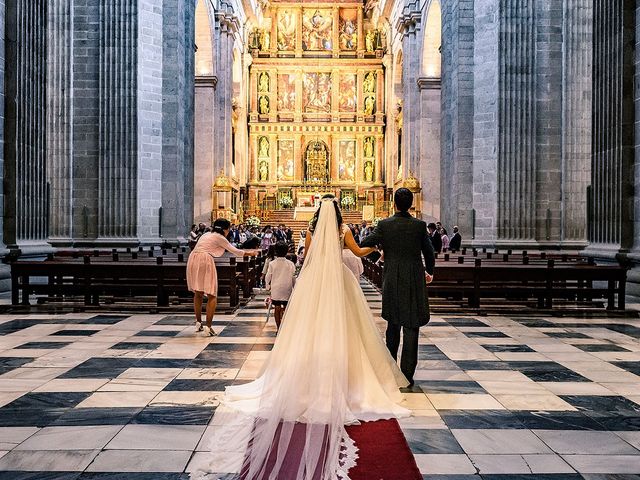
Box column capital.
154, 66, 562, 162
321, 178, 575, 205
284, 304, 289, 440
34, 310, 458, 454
216, 11, 240, 35
196, 75, 218, 88
395, 10, 421, 38
417, 77, 441, 90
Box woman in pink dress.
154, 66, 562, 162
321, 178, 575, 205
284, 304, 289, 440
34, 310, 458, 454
187, 218, 258, 336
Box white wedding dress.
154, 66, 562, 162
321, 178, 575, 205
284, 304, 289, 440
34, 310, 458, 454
190, 200, 409, 480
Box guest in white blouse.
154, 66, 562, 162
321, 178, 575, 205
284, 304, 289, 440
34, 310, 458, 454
265, 241, 296, 330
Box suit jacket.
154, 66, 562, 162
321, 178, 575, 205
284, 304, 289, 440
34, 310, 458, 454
449, 232, 462, 251
361, 212, 435, 328
431, 232, 442, 253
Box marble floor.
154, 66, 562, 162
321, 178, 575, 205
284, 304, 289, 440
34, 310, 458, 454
0, 283, 638, 479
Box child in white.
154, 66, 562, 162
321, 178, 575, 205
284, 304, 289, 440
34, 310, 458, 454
265, 241, 296, 330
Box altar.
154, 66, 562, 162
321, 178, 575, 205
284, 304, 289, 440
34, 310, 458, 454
294, 206, 318, 221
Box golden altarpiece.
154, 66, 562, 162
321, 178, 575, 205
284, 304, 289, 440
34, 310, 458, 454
244, 1, 391, 220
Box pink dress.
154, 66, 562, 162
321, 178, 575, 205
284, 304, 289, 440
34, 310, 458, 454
187, 232, 245, 296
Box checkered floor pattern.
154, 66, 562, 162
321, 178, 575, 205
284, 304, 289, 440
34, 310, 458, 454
0, 282, 638, 479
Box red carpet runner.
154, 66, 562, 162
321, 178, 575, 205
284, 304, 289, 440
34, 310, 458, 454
346, 419, 422, 480
241, 418, 421, 479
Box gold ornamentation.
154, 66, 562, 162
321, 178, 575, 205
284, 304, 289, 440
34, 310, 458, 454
403, 171, 421, 191
305, 140, 329, 185
364, 161, 374, 182
258, 95, 270, 114
258, 72, 270, 92
214, 170, 230, 188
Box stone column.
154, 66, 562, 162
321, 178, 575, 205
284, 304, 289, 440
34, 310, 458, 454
0, 0, 7, 288
534, 1, 563, 244
561, 0, 592, 246
3, 0, 52, 254
194, 77, 217, 224
71, 0, 101, 244
587, 0, 635, 253
397, 7, 422, 177
417, 78, 441, 223
471, 0, 500, 244
440, 0, 474, 239
161, 0, 195, 243
47, 0, 73, 246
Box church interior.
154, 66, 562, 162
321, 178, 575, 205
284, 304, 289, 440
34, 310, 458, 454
0, 0, 638, 478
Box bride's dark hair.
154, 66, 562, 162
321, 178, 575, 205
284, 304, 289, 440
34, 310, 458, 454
308, 194, 343, 233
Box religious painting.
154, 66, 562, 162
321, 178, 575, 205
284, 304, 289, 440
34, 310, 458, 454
338, 140, 356, 182
277, 10, 296, 51
277, 139, 295, 181
339, 9, 358, 50
338, 73, 357, 112
302, 9, 333, 51
303, 73, 332, 113
277, 74, 296, 112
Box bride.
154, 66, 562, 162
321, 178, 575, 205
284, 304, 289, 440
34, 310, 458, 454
191, 196, 410, 480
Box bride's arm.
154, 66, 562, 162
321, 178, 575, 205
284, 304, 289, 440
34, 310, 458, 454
344, 228, 377, 257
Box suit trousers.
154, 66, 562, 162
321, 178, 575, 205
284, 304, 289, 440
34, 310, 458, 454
385, 322, 419, 383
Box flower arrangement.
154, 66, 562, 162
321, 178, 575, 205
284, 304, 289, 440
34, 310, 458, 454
246, 216, 261, 228
279, 195, 294, 208
340, 196, 355, 208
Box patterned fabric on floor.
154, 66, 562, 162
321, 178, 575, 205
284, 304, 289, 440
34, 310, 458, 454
0, 281, 638, 479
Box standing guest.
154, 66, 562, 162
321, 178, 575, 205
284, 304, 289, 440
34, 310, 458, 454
197, 223, 207, 235
188, 224, 199, 250
187, 218, 258, 336
260, 227, 275, 250
238, 226, 248, 244
265, 241, 296, 330
440, 227, 450, 251
286, 227, 293, 243
428, 222, 442, 253
449, 226, 462, 251
274, 224, 286, 242
261, 244, 277, 287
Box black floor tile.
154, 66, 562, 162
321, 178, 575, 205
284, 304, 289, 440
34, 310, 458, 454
0, 408, 69, 427
404, 428, 464, 454
0, 473, 82, 480
81, 315, 129, 325
440, 410, 527, 430
576, 343, 631, 352
418, 381, 486, 395
59, 358, 139, 379
483, 345, 535, 353
514, 411, 608, 431
14, 341, 71, 349
51, 407, 141, 426
560, 395, 640, 414
133, 330, 179, 337
110, 342, 161, 350
131, 406, 214, 425
50, 330, 98, 336
164, 379, 241, 391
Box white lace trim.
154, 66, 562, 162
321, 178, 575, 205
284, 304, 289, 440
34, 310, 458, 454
337, 433, 359, 480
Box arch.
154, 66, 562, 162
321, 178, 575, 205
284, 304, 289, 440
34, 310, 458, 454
421, 0, 441, 78
195, 0, 214, 76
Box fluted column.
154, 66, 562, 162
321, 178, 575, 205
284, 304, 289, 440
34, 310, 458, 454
397, 9, 421, 177
588, 0, 635, 251
562, 0, 592, 245
4, 0, 51, 253
98, 0, 138, 241
47, 0, 73, 245
417, 78, 441, 222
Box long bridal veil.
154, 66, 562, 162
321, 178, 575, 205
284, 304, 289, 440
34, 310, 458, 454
191, 199, 408, 480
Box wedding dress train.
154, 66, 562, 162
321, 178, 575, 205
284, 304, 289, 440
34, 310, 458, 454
190, 200, 409, 480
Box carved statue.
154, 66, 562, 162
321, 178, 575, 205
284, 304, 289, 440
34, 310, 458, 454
363, 71, 376, 93
365, 30, 376, 53
363, 137, 374, 158
258, 136, 270, 158
259, 30, 270, 51
259, 95, 270, 114
364, 161, 374, 182
363, 95, 375, 115
258, 72, 270, 92
259, 161, 269, 181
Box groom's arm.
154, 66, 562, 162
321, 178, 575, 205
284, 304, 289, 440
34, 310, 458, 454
421, 229, 435, 276
360, 223, 383, 248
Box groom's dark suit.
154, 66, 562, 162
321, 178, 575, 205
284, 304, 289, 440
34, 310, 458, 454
360, 212, 435, 384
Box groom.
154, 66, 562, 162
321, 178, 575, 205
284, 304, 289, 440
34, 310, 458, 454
361, 188, 435, 387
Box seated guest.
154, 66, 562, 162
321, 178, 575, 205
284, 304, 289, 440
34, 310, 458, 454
265, 242, 296, 330
449, 226, 462, 251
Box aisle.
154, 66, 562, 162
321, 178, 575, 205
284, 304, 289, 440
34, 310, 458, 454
0, 281, 637, 478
